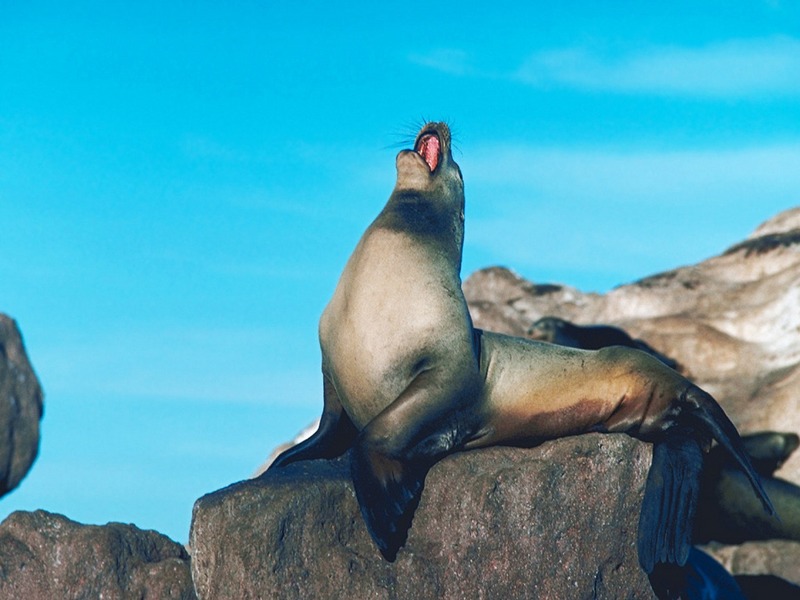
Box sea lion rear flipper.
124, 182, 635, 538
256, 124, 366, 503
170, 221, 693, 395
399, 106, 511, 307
684, 387, 775, 516
638, 426, 703, 580
270, 373, 357, 469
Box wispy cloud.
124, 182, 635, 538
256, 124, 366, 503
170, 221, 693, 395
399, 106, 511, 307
517, 37, 800, 96
408, 49, 476, 76
414, 37, 800, 97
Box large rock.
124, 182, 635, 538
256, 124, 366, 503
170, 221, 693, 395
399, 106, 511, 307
0, 510, 196, 600
192, 434, 655, 600
0, 315, 43, 497
463, 207, 800, 483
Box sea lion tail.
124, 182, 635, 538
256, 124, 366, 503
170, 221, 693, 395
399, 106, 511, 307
686, 387, 775, 516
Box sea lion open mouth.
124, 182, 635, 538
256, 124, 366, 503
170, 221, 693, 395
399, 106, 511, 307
415, 132, 440, 172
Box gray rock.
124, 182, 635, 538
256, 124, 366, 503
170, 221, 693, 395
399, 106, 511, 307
192, 434, 656, 600
0, 510, 196, 600
0, 315, 43, 497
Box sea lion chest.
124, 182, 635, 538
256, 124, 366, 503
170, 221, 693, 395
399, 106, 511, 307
319, 227, 470, 428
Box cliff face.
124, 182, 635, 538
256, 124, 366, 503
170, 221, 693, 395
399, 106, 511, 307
463, 207, 800, 483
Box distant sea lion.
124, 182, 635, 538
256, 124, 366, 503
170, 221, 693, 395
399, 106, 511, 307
528, 316, 680, 370
696, 431, 800, 544
269, 122, 774, 599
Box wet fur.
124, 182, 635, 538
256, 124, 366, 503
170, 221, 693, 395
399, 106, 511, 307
269, 122, 774, 599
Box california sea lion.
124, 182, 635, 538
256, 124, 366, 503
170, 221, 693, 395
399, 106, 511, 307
269, 122, 774, 598
696, 431, 800, 544
528, 316, 680, 370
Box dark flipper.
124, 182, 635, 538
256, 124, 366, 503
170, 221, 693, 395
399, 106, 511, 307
640, 385, 777, 599
684, 387, 775, 517
350, 367, 477, 561
270, 373, 357, 469
351, 440, 427, 561
638, 426, 704, 579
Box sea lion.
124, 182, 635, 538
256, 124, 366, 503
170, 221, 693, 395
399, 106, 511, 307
696, 431, 800, 544
528, 316, 680, 370
269, 122, 774, 598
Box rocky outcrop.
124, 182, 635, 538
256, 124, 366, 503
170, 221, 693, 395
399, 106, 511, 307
192, 435, 655, 600
0, 510, 196, 600
463, 207, 800, 484
0, 315, 43, 497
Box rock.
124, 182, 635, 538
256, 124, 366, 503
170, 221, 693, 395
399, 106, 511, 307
462, 207, 800, 483
0, 510, 196, 600
701, 539, 800, 587
0, 315, 44, 497
192, 434, 656, 600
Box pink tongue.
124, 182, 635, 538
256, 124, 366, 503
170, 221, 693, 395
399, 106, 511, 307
416, 134, 440, 171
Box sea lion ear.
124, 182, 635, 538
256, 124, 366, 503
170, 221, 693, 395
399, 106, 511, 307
350, 439, 428, 561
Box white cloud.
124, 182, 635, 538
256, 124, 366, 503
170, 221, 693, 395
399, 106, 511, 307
415, 37, 800, 97
516, 37, 800, 96
408, 49, 475, 76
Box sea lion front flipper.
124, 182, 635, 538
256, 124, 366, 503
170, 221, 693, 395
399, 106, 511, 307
351, 441, 427, 561
270, 372, 357, 469
638, 426, 704, 581
350, 367, 474, 561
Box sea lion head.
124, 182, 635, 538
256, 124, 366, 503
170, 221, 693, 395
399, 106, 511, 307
528, 317, 566, 342
394, 122, 463, 203
379, 121, 466, 266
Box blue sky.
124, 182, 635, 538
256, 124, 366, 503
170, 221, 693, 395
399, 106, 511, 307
1, 2, 799, 542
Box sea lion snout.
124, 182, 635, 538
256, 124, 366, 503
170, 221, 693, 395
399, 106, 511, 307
395, 150, 433, 190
